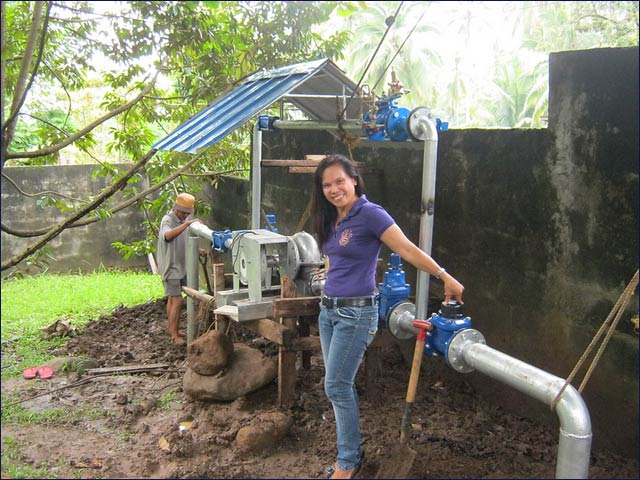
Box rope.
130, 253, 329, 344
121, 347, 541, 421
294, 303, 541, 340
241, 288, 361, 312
370, 6, 427, 94
195, 296, 217, 338
550, 269, 639, 410
340, 2, 404, 119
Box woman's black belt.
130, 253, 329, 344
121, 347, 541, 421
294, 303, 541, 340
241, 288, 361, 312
321, 294, 376, 308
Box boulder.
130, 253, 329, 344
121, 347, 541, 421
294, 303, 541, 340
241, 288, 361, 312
235, 411, 292, 453
183, 344, 277, 401
186, 330, 234, 376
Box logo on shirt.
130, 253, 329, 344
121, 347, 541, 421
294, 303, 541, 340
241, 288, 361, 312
339, 228, 352, 247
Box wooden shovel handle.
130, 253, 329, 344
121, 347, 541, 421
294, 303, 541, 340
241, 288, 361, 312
406, 329, 426, 403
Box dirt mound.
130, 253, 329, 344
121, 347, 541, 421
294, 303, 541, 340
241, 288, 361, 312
1, 299, 636, 479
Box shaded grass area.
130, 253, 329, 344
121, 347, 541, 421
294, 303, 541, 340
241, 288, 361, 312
1, 271, 163, 379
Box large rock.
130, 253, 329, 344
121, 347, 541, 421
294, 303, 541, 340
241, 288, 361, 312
183, 344, 277, 401
186, 330, 234, 376
235, 411, 292, 453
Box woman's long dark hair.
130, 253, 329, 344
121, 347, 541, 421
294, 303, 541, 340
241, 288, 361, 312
311, 154, 365, 250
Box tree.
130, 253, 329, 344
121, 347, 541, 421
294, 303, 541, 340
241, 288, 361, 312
338, 1, 442, 108
1, 1, 350, 271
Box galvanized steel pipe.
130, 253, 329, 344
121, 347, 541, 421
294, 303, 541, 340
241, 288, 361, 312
189, 222, 214, 242
270, 119, 364, 131
186, 235, 199, 345
252, 125, 262, 229
459, 340, 592, 478
415, 117, 438, 321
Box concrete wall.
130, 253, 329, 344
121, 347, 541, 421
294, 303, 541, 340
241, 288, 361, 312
1, 164, 150, 275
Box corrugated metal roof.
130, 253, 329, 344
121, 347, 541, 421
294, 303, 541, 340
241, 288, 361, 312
152, 58, 361, 153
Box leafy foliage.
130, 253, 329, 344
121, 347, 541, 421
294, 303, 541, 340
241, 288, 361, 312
1, 1, 350, 267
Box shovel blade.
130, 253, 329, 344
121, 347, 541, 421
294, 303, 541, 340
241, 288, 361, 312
375, 443, 417, 478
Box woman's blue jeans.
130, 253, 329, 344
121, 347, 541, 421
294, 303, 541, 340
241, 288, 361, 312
319, 303, 378, 470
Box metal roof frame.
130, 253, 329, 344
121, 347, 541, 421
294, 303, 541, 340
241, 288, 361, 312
152, 58, 361, 154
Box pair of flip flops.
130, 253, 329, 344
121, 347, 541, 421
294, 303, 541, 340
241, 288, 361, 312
22, 366, 54, 380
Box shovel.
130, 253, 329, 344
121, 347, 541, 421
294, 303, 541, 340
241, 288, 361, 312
376, 319, 431, 478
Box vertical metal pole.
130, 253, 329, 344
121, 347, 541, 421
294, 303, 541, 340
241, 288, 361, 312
251, 123, 262, 229
415, 118, 438, 321
186, 235, 199, 344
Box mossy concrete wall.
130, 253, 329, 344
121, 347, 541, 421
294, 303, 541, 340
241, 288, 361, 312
1, 164, 149, 275
209, 47, 638, 457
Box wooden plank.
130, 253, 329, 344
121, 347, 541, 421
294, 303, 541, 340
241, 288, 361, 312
289, 165, 372, 174
289, 166, 318, 174
213, 305, 238, 322
243, 318, 294, 346
304, 154, 325, 161
272, 297, 320, 318
182, 286, 214, 304
86, 363, 171, 376
262, 159, 322, 167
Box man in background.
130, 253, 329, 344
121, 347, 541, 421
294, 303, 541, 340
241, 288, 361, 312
157, 193, 202, 344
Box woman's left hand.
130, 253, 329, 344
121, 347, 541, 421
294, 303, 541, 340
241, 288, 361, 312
442, 273, 464, 304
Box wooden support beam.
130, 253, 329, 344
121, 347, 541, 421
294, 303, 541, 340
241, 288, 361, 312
272, 297, 320, 318
262, 159, 323, 167
86, 363, 171, 376
298, 318, 312, 369
289, 166, 373, 174
278, 316, 298, 408
243, 318, 295, 346
288, 335, 321, 352
262, 159, 371, 175
182, 286, 214, 303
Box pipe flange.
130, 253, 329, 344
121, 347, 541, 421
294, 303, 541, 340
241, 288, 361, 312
388, 302, 417, 340
447, 328, 485, 373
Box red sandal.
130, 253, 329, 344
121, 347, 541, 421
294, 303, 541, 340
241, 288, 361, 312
22, 367, 38, 379
22, 366, 54, 380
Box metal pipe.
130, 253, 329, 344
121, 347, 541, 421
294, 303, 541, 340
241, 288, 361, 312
414, 118, 438, 321
189, 222, 213, 242
252, 124, 262, 229
459, 341, 592, 478
186, 236, 199, 344
271, 119, 363, 131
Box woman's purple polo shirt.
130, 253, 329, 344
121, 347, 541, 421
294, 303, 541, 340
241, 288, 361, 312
322, 195, 395, 298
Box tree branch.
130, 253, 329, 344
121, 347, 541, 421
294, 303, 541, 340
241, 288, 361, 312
2, 1, 47, 167
6, 73, 159, 160
1, 148, 158, 271
1, 171, 86, 202
1, 149, 210, 238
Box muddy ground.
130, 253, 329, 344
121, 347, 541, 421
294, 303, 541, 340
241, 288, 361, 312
1, 298, 637, 479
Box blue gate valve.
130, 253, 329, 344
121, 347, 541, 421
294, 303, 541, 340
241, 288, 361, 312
265, 214, 278, 233
377, 253, 411, 328
424, 301, 472, 367
212, 230, 233, 253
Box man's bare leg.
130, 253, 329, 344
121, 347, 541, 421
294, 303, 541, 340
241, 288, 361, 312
167, 295, 185, 344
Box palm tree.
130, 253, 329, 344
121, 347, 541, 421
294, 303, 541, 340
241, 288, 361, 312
481, 56, 548, 128
339, 2, 442, 108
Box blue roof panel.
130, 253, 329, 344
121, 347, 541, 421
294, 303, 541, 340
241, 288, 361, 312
152, 58, 352, 153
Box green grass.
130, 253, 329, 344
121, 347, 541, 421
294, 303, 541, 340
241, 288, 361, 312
1, 270, 163, 379
2, 437, 53, 479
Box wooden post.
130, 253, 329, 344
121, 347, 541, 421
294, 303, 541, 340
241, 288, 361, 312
278, 316, 298, 408
277, 275, 299, 408
213, 263, 226, 296
298, 317, 311, 370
